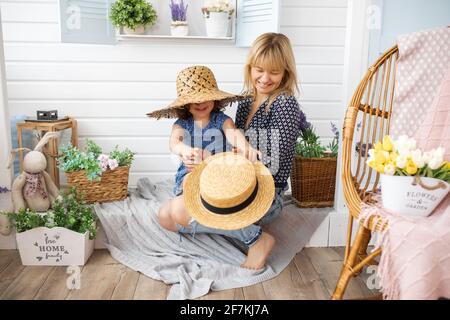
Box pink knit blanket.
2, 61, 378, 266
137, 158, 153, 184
357, 28, 450, 300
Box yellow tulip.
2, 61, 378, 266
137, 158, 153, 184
382, 135, 393, 152
375, 151, 386, 164
389, 151, 398, 163
374, 142, 383, 152
446, 161, 450, 169
367, 160, 376, 169
376, 163, 385, 174
405, 160, 418, 175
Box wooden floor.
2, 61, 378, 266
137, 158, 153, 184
0, 247, 379, 300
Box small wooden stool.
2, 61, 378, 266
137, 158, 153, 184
16, 117, 78, 188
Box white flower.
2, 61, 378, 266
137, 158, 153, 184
393, 135, 416, 154
411, 149, 425, 168
108, 158, 119, 170
433, 147, 445, 158
97, 154, 109, 162
422, 151, 432, 164
396, 155, 407, 169
428, 155, 444, 170
384, 163, 396, 175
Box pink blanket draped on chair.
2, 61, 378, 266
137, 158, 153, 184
358, 29, 450, 300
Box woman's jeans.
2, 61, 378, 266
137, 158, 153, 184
176, 188, 284, 247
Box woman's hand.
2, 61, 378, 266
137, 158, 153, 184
234, 146, 262, 162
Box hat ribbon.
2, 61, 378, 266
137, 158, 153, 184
200, 181, 259, 215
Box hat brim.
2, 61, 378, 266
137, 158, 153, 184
146, 90, 249, 119
183, 152, 275, 230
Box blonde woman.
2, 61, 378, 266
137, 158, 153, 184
177, 33, 308, 270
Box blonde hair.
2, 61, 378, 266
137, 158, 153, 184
243, 33, 299, 108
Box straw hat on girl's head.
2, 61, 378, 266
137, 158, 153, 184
147, 65, 246, 119
183, 152, 275, 230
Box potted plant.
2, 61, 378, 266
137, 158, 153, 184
169, 0, 189, 37
290, 123, 339, 208
3, 188, 97, 266
110, 0, 158, 35
366, 135, 449, 217
58, 139, 135, 204
202, 0, 234, 38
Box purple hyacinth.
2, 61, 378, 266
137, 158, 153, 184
330, 121, 339, 139
0, 186, 10, 193
170, 0, 188, 22
299, 110, 310, 132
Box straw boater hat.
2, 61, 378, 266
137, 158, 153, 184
183, 152, 275, 230
147, 65, 246, 119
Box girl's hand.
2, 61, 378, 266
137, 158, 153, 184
180, 147, 203, 172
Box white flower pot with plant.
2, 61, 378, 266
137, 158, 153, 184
170, 0, 189, 37
367, 135, 450, 217
5, 188, 97, 266
202, 0, 234, 38
110, 0, 158, 35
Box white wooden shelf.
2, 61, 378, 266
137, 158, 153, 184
117, 34, 234, 41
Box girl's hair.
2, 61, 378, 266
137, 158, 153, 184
175, 100, 224, 120
243, 33, 299, 108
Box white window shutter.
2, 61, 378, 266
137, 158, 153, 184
59, 0, 116, 44
235, 0, 280, 47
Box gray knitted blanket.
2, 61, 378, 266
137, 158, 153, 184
94, 178, 327, 300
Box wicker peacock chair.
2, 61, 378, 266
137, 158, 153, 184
332, 45, 399, 300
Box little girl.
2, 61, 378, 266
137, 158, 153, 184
147, 65, 259, 232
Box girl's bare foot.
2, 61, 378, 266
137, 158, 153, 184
241, 232, 275, 270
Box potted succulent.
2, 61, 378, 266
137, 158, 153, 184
202, 0, 234, 38
3, 188, 97, 266
169, 0, 189, 37
366, 135, 449, 217
110, 0, 158, 35
290, 122, 339, 208
57, 139, 135, 204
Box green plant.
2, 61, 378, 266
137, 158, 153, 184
5, 188, 97, 239
109, 145, 134, 167
295, 126, 326, 158
110, 0, 158, 30
57, 140, 135, 181
58, 144, 102, 181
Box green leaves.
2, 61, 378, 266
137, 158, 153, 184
109, 145, 135, 167
110, 0, 158, 29
5, 188, 97, 239
295, 126, 328, 158
58, 144, 102, 181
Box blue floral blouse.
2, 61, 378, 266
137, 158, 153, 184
235, 94, 308, 189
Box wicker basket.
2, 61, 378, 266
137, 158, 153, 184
65, 166, 130, 204
290, 156, 337, 208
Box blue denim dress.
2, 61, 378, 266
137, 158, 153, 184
172, 111, 231, 196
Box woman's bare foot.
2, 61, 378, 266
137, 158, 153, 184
241, 232, 275, 270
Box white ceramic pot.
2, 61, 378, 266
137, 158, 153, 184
204, 11, 230, 37
380, 174, 450, 217
123, 25, 145, 35
170, 22, 189, 37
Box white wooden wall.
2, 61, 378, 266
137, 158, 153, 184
1, 0, 347, 187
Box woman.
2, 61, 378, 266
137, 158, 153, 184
176, 33, 308, 270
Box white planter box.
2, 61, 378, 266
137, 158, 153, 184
16, 227, 94, 266
381, 175, 450, 218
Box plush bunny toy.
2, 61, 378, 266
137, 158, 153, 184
7, 132, 60, 212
